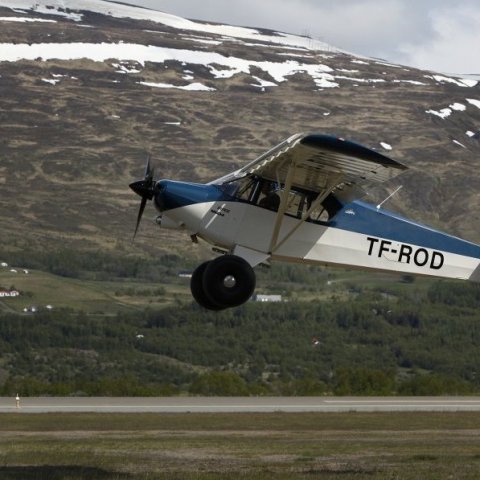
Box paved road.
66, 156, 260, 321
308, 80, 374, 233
2, 396, 480, 413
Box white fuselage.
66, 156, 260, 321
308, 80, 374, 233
161, 201, 480, 282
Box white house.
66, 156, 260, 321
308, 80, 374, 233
253, 294, 283, 303
0, 290, 20, 298
178, 271, 193, 278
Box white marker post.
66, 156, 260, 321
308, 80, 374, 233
15, 393, 20, 409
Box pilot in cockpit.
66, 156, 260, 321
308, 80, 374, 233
258, 181, 280, 211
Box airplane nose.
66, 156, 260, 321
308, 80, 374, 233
154, 184, 167, 211
129, 180, 154, 200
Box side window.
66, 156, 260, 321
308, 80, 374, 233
308, 193, 342, 223
284, 189, 306, 218
308, 205, 330, 223
267, 187, 309, 219
221, 178, 342, 222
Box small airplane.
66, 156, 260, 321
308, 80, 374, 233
130, 133, 480, 310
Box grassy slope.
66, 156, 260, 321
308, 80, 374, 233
0, 268, 188, 313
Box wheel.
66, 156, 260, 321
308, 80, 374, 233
190, 261, 225, 311
202, 255, 256, 309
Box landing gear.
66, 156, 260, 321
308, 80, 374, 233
190, 255, 256, 310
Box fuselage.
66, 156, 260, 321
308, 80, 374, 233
153, 180, 480, 282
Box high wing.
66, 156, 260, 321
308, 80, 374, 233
212, 133, 407, 201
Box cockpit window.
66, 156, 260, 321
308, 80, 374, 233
279, 189, 342, 221
283, 188, 306, 218
221, 176, 257, 202
220, 176, 342, 221
308, 194, 342, 222
258, 180, 280, 211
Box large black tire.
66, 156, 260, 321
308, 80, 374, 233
202, 255, 256, 309
190, 261, 225, 311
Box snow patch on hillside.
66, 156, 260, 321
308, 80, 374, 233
0, 42, 339, 89
450, 103, 466, 111
467, 99, 480, 109
139, 81, 215, 91
426, 108, 452, 119
426, 74, 478, 88
0, 16, 56, 22
2, 0, 83, 21
426, 100, 476, 119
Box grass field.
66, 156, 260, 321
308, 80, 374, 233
1, 412, 480, 479
0, 269, 191, 313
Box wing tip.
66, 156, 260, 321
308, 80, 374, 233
300, 133, 408, 170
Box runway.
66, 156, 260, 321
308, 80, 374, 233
2, 396, 480, 413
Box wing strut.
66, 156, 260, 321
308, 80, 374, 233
268, 170, 343, 255
268, 155, 297, 254
270, 173, 342, 254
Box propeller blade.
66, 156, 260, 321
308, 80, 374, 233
144, 154, 154, 181
131, 154, 156, 241
133, 196, 147, 240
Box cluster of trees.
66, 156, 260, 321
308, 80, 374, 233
1, 277, 480, 396
1, 368, 474, 397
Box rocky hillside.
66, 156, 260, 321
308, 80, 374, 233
0, 0, 479, 257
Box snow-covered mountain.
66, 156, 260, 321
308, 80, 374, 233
1, 0, 338, 49
0, 0, 479, 250
1, 0, 477, 92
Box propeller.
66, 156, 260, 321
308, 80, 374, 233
130, 155, 156, 240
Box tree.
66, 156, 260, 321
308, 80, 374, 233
190, 371, 248, 396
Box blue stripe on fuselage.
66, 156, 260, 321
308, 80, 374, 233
332, 201, 480, 259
